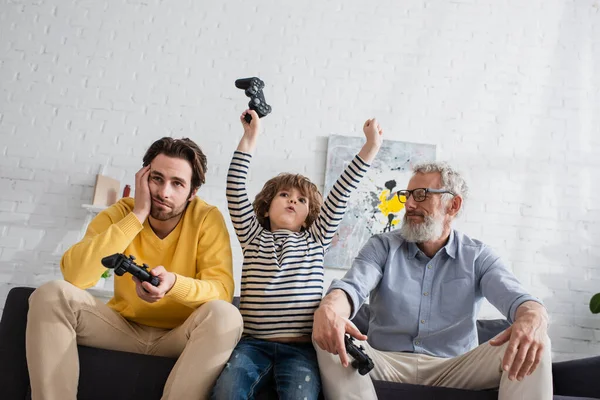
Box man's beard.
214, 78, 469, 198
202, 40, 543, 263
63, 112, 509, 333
150, 198, 187, 221
399, 212, 445, 243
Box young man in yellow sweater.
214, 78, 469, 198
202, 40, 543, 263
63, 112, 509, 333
25, 137, 243, 400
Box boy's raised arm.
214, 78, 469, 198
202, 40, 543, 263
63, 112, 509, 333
226, 109, 263, 248
309, 118, 383, 248
358, 118, 384, 163
235, 109, 261, 154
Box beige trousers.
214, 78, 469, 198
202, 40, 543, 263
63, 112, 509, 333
26, 280, 243, 400
315, 335, 553, 400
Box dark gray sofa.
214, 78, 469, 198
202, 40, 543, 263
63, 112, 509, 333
0, 286, 598, 399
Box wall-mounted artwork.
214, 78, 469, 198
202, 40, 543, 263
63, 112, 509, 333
323, 135, 436, 269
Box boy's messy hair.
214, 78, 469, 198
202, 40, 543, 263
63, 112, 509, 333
253, 173, 323, 231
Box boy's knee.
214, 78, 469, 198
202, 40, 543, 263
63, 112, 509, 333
211, 354, 256, 400
211, 374, 239, 400
276, 369, 321, 400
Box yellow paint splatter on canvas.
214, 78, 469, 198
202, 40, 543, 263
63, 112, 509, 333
378, 190, 405, 227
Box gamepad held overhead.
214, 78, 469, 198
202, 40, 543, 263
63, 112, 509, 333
235, 77, 272, 123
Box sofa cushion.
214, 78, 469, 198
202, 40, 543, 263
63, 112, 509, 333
0, 286, 32, 400
78, 346, 175, 399
372, 380, 498, 400
476, 319, 510, 344
351, 301, 371, 334
554, 397, 599, 400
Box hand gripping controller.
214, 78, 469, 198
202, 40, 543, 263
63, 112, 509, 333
235, 77, 272, 123
345, 334, 374, 375
101, 253, 160, 287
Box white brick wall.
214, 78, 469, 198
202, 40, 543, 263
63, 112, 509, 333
1, 0, 599, 362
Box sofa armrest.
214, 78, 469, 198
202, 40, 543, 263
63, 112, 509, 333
0, 286, 36, 399
553, 355, 600, 397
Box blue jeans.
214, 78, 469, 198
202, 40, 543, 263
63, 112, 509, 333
211, 336, 321, 400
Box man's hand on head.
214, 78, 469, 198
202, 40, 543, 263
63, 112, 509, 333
132, 165, 152, 223
132, 266, 177, 303
489, 301, 548, 381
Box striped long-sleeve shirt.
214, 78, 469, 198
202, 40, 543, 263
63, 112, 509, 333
226, 151, 370, 339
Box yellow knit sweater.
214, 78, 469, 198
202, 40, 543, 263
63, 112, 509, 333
61, 197, 234, 329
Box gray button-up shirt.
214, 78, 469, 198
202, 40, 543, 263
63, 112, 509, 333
329, 229, 540, 358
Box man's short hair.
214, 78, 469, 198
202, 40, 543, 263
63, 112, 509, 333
142, 137, 207, 190
412, 161, 469, 205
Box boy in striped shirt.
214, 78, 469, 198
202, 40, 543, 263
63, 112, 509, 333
212, 109, 382, 399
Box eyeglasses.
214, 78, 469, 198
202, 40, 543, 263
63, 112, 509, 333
395, 188, 455, 203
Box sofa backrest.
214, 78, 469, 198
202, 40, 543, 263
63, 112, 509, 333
349, 302, 510, 345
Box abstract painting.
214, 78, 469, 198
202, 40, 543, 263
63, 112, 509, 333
323, 135, 436, 269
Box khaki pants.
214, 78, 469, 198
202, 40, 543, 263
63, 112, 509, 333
315, 335, 552, 400
26, 280, 243, 400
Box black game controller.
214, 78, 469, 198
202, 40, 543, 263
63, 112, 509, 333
345, 334, 374, 375
101, 253, 160, 287
235, 77, 272, 123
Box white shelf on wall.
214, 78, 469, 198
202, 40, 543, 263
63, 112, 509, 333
86, 285, 114, 300
80, 204, 115, 300
87, 268, 115, 301
80, 204, 108, 240
82, 204, 108, 213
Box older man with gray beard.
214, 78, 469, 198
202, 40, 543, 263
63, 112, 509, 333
312, 162, 552, 400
